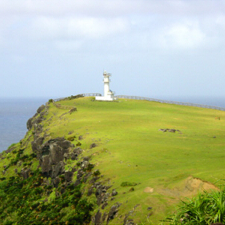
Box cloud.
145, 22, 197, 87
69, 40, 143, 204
0, 0, 225, 17
31, 16, 129, 41
0, 0, 225, 53
157, 21, 206, 49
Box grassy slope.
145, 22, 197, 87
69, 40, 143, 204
2, 96, 225, 224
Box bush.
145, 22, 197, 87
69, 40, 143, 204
67, 136, 76, 141
7, 143, 16, 150
86, 163, 94, 171
93, 170, 101, 177
168, 188, 225, 224
121, 182, 138, 187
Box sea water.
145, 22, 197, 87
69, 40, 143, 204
0, 96, 225, 153
0, 98, 48, 153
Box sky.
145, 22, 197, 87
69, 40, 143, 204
1, 0, 225, 102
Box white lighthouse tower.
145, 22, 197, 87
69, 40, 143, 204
96, 71, 116, 101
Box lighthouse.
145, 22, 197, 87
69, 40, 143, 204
96, 71, 116, 101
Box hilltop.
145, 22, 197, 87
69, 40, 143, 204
0, 96, 225, 224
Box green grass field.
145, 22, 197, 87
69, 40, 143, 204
42, 97, 225, 224
2, 96, 225, 224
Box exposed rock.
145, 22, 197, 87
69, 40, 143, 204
52, 161, 65, 178
81, 160, 90, 170
52, 177, 60, 188
90, 143, 97, 149
64, 153, 68, 160
74, 179, 81, 187
65, 171, 73, 182
70, 147, 83, 160
77, 169, 85, 180
102, 202, 108, 209
83, 172, 92, 183
168, 129, 176, 133
27, 118, 33, 130
112, 189, 118, 196
83, 156, 90, 161
40, 155, 52, 176
20, 168, 30, 179
78, 135, 83, 140
31, 136, 44, 155
70, 153, 77, 160
69, 107, 77, 114
107, 203, 121, 223
5, 145, 16, 154
87, 187, 94, 196
159, 128, 182, 134
94, 210, 102, 225
37, 138, 73, 178
26, 104, 47, 130
159, 129, 167, 132
89, 176, 100, 184
124, 218, 135, 225
37, 105, 45, 113
102, 213, 108, 223
49, 143, 67, 164
72, 167, 77, 172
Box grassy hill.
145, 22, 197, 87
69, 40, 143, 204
1, 96, 225, 224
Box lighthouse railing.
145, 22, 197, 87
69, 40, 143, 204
115, 95, 225, 111
54, 93, 102, 102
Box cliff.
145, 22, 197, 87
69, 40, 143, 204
0, 95, 224, 224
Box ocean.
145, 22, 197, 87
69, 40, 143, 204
0, 96, 225, 153
0, 98, 48, 153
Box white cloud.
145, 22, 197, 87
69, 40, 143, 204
0, 0, 225, 53
31, 16, 129, 41
156, 21, 206, 49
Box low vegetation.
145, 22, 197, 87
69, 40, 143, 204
0, 169, 94, 224
1, 96, 225, 224
168, 188, 225, 224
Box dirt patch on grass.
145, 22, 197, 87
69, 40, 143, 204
144, 187, 154, 193
158, 176, 219, 198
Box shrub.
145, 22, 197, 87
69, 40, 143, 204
121, 182, 138, 187
168, 188, 225, 224
12, 150, 17, 154
129, 187, 135, 192
93, 170, 101, 177
7, 143, 16, 150
67, 136, 76, 141
86, 163, 94, 171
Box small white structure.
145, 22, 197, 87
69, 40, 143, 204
96, 71, 116, 101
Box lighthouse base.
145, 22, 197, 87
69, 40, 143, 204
95, 96, 117, 101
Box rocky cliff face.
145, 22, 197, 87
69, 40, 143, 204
0, 99, 124, 225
